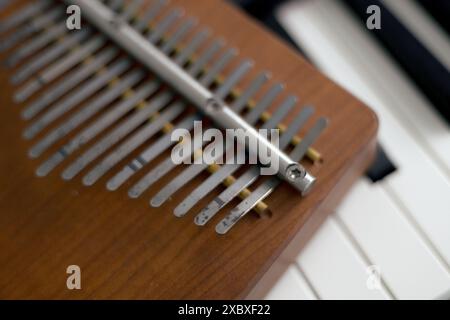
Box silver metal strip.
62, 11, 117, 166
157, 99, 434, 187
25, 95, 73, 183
0, 6, 63, 53
11, 28, 92, 84
215, 117, 328, 234
0, 0, 52, 34
230, 72, 270, 112
15, 36, 107, 101
186, 38, 222, 76
215, 60, 253, 100
147, 9, 183, 44
149, 61, 254, 207
23, 59, 131, 140
160, 18, 196, 54
194, 106, 314, 225
133, 0, 166, 32
62, 91, 174, 180
106, 114, 198, 191
104, 37, 226, 191
36, 20, 209, 176
174, 91, 293, 217
174, 29, 210, 66
11, 0, 134, 87
7, 22, 67, 66
21, 47, 119, 120
126, 49, 238, 199
29, 70, 145, 158
35, 81, 160, 177
83, 101, 185, 186
69, 0, 315, 194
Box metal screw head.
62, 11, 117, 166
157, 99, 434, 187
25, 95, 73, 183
205, 98, 222, 113
285, 163, 305, 181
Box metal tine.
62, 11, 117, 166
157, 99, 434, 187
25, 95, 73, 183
174, 29, 211, 66
0, 6, 63, 53
15, 35, 108, 101
82, 101, 185, 186
106, 39, 224, 191
245, 83, 284, 124
118, 0, 144, 22
5, 1, 121, 67
36, 28, 212, 177
200, 49, 237, 86
194, 105, 314, 225
29, 69, 146, 158
0, 0, 52, 34
0, 0, 13, 11
36, 81, 160, 177
11, 0, 133, 86
106, 114, 199, 191
11, 28, 92, 84
72, 47, 235, 183
160, 18, 196, 54
215, 117, 328, 235
215, 59, 253, 100
186, 37, 222, 75
149, 60, 254, 207
174, 77, 293, 216
20, 0, 163, 117
22, 47, 119, 120
147, 8, 184, 44
80, 20, 201, 185
23, 59, 132, 140
29, 8, 191, 157
6, 23, 67, 68
61, 91, 175, 180
133, 0, 167, 32
172, 84, 289, 217
56, 29, 214, 179
127, 48, 238, 199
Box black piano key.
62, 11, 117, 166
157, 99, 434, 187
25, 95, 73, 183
343, 0, 450, 124
417, 0, 450, 37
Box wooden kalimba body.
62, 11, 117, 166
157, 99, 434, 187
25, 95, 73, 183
0, 0, 377, 299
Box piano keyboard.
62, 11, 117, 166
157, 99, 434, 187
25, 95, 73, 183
249, 0, 450, 299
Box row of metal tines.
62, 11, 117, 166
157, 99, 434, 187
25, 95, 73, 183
0, 0, 327, 234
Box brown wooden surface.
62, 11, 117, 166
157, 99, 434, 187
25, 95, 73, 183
0, 0, 378, 299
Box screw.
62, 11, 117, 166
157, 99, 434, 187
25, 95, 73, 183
286, 164, 305, 181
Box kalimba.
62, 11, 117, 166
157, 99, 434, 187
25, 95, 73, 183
0, 0, 377, 299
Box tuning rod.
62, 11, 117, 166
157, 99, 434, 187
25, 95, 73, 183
66, 0, 316, 195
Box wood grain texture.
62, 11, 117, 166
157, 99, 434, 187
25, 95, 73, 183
0, 0, 378, 299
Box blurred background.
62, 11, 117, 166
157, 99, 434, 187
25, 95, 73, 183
229, 0, 450, 300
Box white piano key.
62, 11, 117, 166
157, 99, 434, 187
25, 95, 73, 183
280, 0, 450, 174
247, 263, 317, 300
282, 0, 450, 267
296, 218, 391, 299
337, 179, 450, 299
278, 0, 450, 298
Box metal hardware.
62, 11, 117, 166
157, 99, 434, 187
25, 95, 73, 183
67, 0, 316, 195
